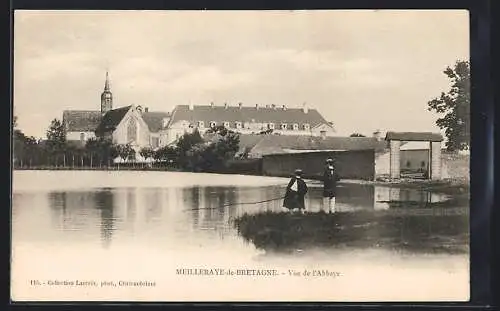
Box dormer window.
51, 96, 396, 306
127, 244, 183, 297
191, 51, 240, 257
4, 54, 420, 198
198, 121, 205, 128
235, 121, 242, 129
209, 121, 217, 128
223, 121, 230, 128
281, 123, 287, 130
303, 123, 310, 130
292, 123, 299, 130
268, 123, 275, 130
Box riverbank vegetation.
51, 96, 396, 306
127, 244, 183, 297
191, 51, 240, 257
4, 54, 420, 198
13, 118, 241, 173
234, 209, 469, 255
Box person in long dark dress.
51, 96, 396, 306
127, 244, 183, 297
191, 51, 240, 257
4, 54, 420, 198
283, 169, 308, 213
322, 158, 339, 213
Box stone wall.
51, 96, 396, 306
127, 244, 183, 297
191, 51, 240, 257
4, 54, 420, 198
441, 152, 470, 182
262, 150, 375, 180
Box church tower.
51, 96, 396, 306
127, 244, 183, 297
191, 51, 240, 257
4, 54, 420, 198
100, 71, 113, 115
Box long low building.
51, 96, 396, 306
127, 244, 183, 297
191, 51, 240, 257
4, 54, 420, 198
233, 132, 447, 180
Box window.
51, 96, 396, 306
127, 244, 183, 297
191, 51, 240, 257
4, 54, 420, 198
151, 137, 159, 148
292, 123, 299, 130
406, 160, 411, 168
80, 133, 85, 142
127, 118, 137, 142
223, 121, 230, 128
235, 121, 242, 129
421, 161, 426, 167
268, 123, 275, 130
303, 123, 310, 130
198, 121, 205, 128
281, 123, 287, 130
209, 121, 217, 128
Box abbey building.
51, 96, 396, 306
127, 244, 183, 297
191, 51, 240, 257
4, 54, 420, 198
63, 72, 171, 150
62, 73, 335, 151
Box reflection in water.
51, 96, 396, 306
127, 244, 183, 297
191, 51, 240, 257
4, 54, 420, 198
374, 187, 450, 210
16, 179, 459, 254
144, 188, 163, 224
48, 190, 116, 248
11, 171, 470, 302
94, 190, 115, 248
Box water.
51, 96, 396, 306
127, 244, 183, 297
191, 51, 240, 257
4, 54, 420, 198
11, 170, 469, 302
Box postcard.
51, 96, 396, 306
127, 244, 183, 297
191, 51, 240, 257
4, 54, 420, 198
12, 9, 470, 302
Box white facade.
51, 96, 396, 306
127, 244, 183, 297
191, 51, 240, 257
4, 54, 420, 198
66, 131, 96, 143
111, 106, 151, 149
161, 120, 335, 146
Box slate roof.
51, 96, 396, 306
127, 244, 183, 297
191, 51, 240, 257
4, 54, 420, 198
201, 133, 264, 154
168, 104, 332, 129
249, 135, 390, 157
385, 131, 443, 142
142, 111, 170, 132
94, 106, 132, 134
63, 110, 102, 132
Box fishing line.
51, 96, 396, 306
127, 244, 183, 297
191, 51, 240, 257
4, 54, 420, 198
182, 178, 329, 212
182, 195, 286, 212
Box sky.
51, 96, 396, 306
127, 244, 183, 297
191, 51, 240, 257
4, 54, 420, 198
14, 10, 469, 139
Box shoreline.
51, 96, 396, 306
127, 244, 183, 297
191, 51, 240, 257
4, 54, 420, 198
13, 167, 469, 190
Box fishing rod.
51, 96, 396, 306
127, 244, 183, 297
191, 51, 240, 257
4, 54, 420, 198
181, 178, 329, 212
182, 195, 286, 212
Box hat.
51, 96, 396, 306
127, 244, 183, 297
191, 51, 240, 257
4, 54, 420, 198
326, 158, 334, 163
294, 169, 303, 176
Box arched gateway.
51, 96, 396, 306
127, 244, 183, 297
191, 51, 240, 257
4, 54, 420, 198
385, 132, 444, 180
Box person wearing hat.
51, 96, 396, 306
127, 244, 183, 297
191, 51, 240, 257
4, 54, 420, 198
283, 169, 308, 213
322, 158, 339, 213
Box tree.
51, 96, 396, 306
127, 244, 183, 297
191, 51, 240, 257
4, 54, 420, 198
350, 133, 366, 137
187, 132, 241, 172
205, 125, 234, 136
115, 144, 136, 162
177, 129, 204, 152
258, 128, 273, 135
46, 118, 66, 161
154, 145, 178, 164
176, 129, 204, 168
139, 147, 155, 161
427, 60, 470, 151
85, 137, 115, 167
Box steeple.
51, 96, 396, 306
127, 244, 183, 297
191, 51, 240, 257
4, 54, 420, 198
100, 71, 113, 115
104, 71, 110, 91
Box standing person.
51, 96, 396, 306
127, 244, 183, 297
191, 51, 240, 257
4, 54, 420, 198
323, 158, 339, 213
283, 169, 308, 213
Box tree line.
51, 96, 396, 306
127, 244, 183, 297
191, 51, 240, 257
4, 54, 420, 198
13, 118, 241, 172
13, 59, 469, 170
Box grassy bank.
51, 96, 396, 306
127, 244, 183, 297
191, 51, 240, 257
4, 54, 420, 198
234, 210, 469, 255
